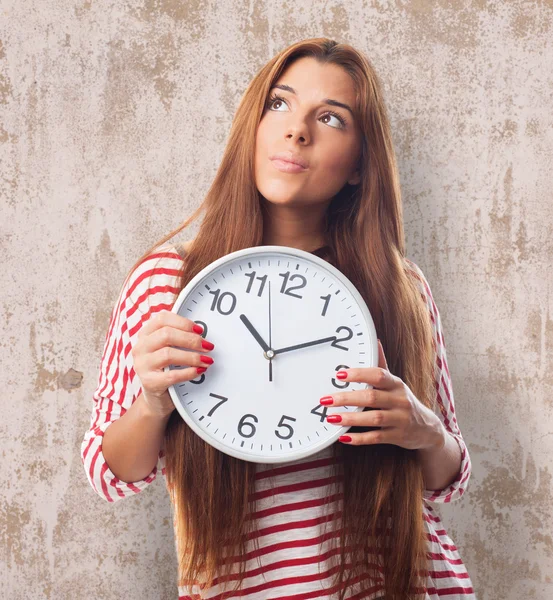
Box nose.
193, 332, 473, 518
287, 132, 306, 143
286, 124, 309, 144
283, 109, 311, 144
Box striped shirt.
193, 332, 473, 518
81, 245, 474, 599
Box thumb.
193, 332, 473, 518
377, 339, 389, 371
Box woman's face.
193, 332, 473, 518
255, 56, 363, 209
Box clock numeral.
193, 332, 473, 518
320, 293, 331, 316
193, 320, 208, 338
208, 289, 237, 315
274, 415, 296, 440
331, 326, 353, 351
237, 413, 258, 438
278, 271, 307, 299
244, 271, 267, 297
332, 364, 351, 389
207, 393, 228, 417
310, 404, 328, 423
191, 372, 206, 384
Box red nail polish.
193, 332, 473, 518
336, 371, 348, 380
339, 435, 352, 443
201, 339, 215, 350
200, 355, 214, 365
320, 396, 334, 405
327, 414, 342, 423
196, 367, 207, 374
193, 324, 204, 334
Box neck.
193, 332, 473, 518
260, 198, 328, 252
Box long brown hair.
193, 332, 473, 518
128, 38, 435, 599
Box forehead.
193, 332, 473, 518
272, 57, 357, 105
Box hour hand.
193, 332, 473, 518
273, 335, 337, 356
239, 314, 270, 352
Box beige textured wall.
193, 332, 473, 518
1, 1, 552, 598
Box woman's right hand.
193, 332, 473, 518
131, 310, 215, 417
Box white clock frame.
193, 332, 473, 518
165, 245, 379, 464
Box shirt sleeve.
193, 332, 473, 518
80, 245, 184, 502
406, 259, 472, 504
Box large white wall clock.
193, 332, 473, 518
165, 245, 378, 464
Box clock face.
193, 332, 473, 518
165, 245, 378, 464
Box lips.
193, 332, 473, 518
270, 159, 307, 173
269, 151, 309, 169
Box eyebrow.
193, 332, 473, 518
270, 84, 355, 118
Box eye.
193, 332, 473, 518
266, 94, 347, 129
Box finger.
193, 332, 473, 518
140, 311, 213, 355
140, 309, 202, 338
339, 427, 398, 446
153, 366, 207, 389
144, 324, 211, 355
149, 345, 214, 371
326, 407, 403, 429
138, 366, 209, 400
321, 388, 395, 409
335, 366, 397, 390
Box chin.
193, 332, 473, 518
258, 181, 302, 202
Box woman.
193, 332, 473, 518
81, 38, 474, 600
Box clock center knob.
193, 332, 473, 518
265, 349, 275, 359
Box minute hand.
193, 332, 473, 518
273, 336, 337, 356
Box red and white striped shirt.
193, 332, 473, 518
81, 245, 474, 599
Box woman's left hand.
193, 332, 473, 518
320, 339, 447, 450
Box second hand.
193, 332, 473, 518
268, 280, 273, 382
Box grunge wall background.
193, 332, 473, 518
1, 1, 552, 598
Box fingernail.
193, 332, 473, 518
193, 324, 204, 334
201, 339, 215, 350
339, 435, 352, 443
196, 367, 207, 374
326, 414, 342, 423
200, 355, 214, 365
336, 371, 348, 380
320, 396, 334, 405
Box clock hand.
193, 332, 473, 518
273, 335, 337, 356
268, 280, 272, 383
239, 314, 270, 352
